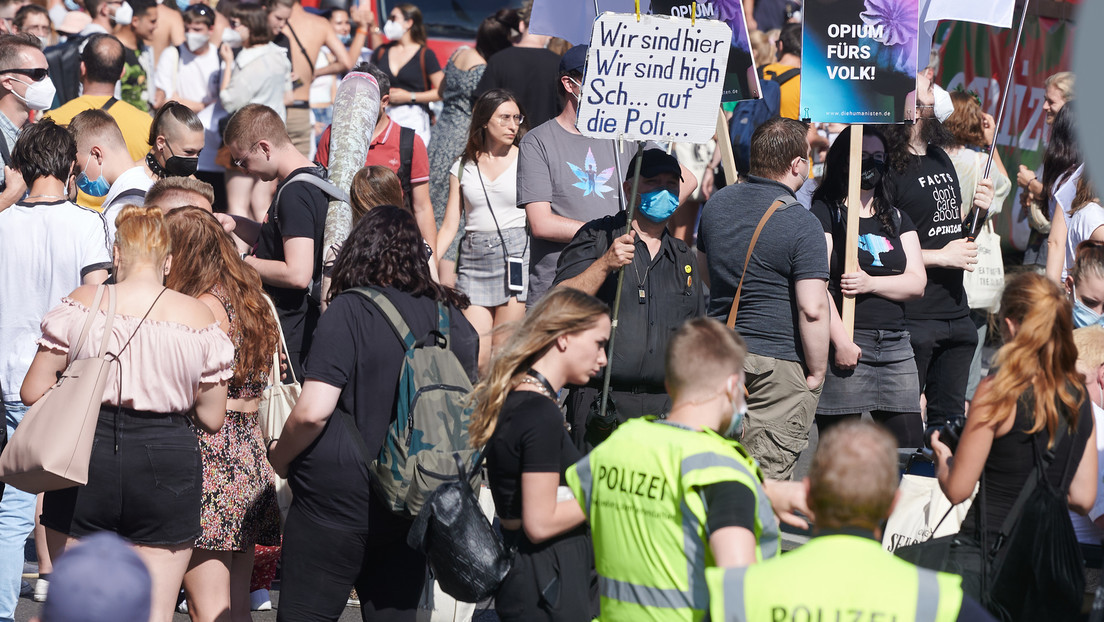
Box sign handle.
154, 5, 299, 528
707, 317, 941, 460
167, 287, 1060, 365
841, 124, 863, 339
715, 109, 738, 186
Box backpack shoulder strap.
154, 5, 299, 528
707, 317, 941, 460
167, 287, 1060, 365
772, 67, 800, 85
726, 196, 793, 328
347, 287, 416, 349
398, 127, 415, 207
101, 97, 118, 111
273, 171, 351, 214
419, 46, 428, 91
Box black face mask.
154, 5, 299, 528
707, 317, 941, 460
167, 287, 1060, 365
860, 155, 885, 190
162, 141, 199, 177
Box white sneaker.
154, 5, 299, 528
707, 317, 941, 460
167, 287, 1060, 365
33, 578, 48, 602
176, 600, 188, 614
250, 589, 272, 611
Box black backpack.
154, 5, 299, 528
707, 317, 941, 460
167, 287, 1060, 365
44, 36, 85, 107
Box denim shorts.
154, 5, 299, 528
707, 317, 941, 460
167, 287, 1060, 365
42, 406, 202, 546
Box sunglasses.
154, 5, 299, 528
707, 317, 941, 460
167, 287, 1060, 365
0, 67, 49, 81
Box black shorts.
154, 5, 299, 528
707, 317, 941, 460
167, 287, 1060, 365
496, 527, 597, 622
42, 406, 202, 546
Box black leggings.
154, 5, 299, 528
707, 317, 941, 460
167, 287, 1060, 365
815, 411, 924, 449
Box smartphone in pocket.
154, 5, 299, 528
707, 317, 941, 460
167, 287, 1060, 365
507, 256, 524, 293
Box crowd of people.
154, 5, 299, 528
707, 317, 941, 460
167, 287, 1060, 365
0, 0, 1098, 621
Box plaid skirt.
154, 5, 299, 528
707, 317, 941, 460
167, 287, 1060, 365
457, 227, 529, 307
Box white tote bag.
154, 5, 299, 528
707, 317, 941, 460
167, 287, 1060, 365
882, 474, 977, 554
964, 220, 1005, 312
258, 295, 299, 527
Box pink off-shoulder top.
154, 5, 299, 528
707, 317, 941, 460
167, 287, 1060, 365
36, 298, 235, 414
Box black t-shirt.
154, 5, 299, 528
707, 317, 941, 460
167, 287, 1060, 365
290, 287, 479, 533
810, 200, 916, 330
553, 212, 705, 388
485, 391, 580, 521
254, 166, 329, 363
372, 43, 441, 104
475, 46, 564, 129
883, 147, 967, 320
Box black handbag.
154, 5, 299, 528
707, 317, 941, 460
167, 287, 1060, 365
407, 452, 512, 603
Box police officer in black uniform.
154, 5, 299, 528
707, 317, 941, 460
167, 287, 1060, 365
554, 149, 705, 451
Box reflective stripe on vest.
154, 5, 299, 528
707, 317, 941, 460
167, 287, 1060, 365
574, 454, 595, 510
681, 452, 779, 559
716, 563, 945, 622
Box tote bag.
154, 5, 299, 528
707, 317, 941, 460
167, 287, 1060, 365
0, 285, 116, 493
257, 295, 299, 525
964, 220, 1005, 312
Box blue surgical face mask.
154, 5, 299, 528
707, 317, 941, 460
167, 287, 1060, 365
63, 0, 81, 11
338, 33, 353, 46
1073, 286, 1104, 328
76, 152, 110, 197
722, 385, 747, 439
638, 188, 678, 223
176, 0, 190, 10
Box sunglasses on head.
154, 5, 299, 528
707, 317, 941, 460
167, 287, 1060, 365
0, 67, 49, 81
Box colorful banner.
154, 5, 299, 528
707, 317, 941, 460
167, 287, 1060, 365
649, 0, 761, 102
800, 0, 920, 124
935, 12, 1076, 251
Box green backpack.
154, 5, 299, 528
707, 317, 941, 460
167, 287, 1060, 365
343, 287, 481, 517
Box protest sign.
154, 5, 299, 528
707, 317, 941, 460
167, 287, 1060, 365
800, 0, 920, 123
649, 0, 760, 102
576, 12, 732, 142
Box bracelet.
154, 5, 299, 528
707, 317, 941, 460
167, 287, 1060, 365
266, 438, 279, 453
411, 93, 416, 104
357, 27, 369, 35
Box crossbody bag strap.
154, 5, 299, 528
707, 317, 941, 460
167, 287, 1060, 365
475, 160, 527, 262
726, 197, 788, 328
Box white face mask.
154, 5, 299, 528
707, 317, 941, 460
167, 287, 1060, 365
722, 384, 748, 439
221, 26, 242, 48
113, 0, 133, 25
568, 77, 582, 102
185, 31, 210, 52
933, 84, 955, 123
382, 19, 405, 41
12, 75, 56, 111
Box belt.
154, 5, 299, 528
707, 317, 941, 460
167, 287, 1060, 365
288, 101, 310, 109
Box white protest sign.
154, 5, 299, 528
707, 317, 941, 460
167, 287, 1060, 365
576, 12, 731, 143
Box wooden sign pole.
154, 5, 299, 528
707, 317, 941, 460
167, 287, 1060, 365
842, 125, 863, 339
716, 108, 738, 185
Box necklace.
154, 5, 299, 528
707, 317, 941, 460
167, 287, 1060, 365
146, 152, 168, 178
521, 369, 557, 402
24, 194, 67, 201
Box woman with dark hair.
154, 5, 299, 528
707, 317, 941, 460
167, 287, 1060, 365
218, 1, 292, 223
267, 205, 478, 621
428, 10, 520, 285
943, 90, 1012, 403
371, 2, 443, 145
164, 207, 282, 622
1041, 103, 1085, 280
468, 286, 609, 622
24, 205, 234, 622
810, 127, 927, 447
933, 272, 1097, 619
438, 89, 528, 373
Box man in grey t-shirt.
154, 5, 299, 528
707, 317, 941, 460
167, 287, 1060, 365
697, 117, 829, 480
517, 45, 634, 308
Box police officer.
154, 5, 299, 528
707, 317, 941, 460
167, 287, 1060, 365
554, 148, 706, 450
565, 318, 810, 621
707, 420, 996, 622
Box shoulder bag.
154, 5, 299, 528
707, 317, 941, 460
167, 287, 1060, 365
725, 196, 792, 328
258, 294, 299, 526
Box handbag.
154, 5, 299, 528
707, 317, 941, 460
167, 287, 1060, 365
257, 295, 299, 525
882, 472, 976, 554
407, 452, 512, 603
964, 219, 1004, 312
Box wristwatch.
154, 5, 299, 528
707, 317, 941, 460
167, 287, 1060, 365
411, 93, 416, 104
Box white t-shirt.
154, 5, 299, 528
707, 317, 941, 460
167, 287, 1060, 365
154, 44, 226, 173
309, 47, 336, 107
0, 200, 112, 401
1067, 201, 1104, 275
449, 156, 525, 233
1073, 401, 1104, 544
102, 166, 155, 243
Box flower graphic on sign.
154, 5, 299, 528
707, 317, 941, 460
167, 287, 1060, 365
859, 0, 918, 76
567, 148, 615, 198
859, 0, 918, 46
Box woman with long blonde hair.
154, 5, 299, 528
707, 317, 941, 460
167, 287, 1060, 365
164, 207, 282, 622
933, 272, 1097, 616
470, 287, 609, 622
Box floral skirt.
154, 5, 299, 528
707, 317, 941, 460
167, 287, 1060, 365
194, 409, 281, 551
